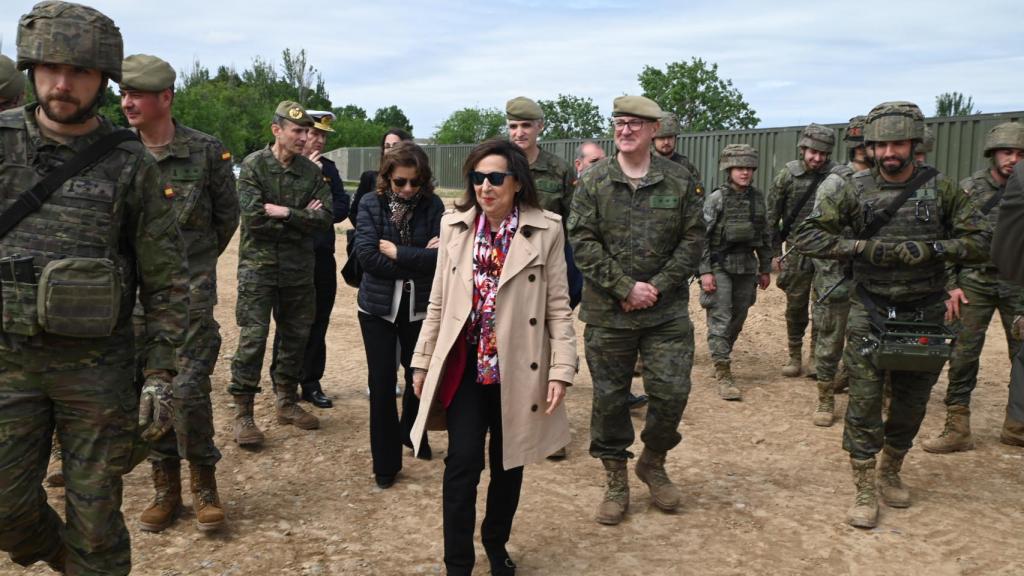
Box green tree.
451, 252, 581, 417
433, 107, 506, 144
98, 85, 126, 127
935, 92, 980, 117
372, 105, 413, 133
638, 58, 759, 132
537, 94, 604, 139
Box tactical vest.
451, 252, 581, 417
710, 185, 766, 274
0, 111, 139, 342
851, 170, 946, 301
782, 159, 834, 226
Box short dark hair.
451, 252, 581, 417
375, 141, 435, 197
379, 128, 413, 153
456, 138, 539, 212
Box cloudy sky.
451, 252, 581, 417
2, 0, 1020, 135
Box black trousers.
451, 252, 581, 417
270, 249, 337, 393
357, 292, 427, 478
443, 350, 523, 575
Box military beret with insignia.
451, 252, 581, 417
274, 100, 313, 127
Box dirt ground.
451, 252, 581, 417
16, 224, 1024, 576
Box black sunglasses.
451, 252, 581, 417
391, 177, 422, 188
470, 171, 514, 186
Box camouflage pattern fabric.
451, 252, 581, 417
132, 120, 237, 465
568, 153, 703, 330
0, 105, 188, 574
585, 318, 694, 460
701, 271, 758, 364
229, 145, 330, 397
943, 169, 1024, 407
794, 165, 991, 459
667, 152, 702, 191
229, 283, 315, 396
530, 147, 573, 220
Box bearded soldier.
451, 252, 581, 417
0, 2, 188, 573
794, 101, 990, 529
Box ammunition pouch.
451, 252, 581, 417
0, 255, 42, 336
37, 258, 121, 338
723, 221, 757, 245
856, 284, 953, 373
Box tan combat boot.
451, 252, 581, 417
1001, 416, 1024, 447
276, 389, 320, 430
847, 457, 878, 528
813, 380, 835, 427
715, 362, 741, 401
233, 394, 265, 447
781, 345, 802, 377
877, 445, 911, 508
921, 404, 974, 453
595, 459, 629, 525
139, 460, 182, 532
45, 441, 64, 488
634, 447, 681, 512
190, 464, 226, 532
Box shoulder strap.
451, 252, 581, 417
981, 186, 1005, 215
857, 166, 939, 240
779, 172, 826, 241
0, 129, 138, 240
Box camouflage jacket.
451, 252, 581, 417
768, 159, 836, 257
667, 152, 703, 193
531, 147, 573, 221
808, 164, 857, 299
237, 145, 332, 287
793, 165, 991, 303
568, 153, 704, 328
947, 168, 1012, 290
0, 105, 188, 371
146, 120, 238, 310
700, 183, 771, 275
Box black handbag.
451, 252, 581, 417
340, 228, 362, 288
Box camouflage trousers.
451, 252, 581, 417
701, 271, 757, 365
944, 271, 1024, 407
0, 356, 138, 575
135, 309, 223, 465
776, 253, 815, 348
586, 316, 694, 460
811, 261, 851, 383
842, 292, 946, 460
229, 283, 315, 396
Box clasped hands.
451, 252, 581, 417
264, 198, 324, 219
857, 239, 937, 267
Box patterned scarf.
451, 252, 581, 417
470, 206, 519, 385
385, 190, 421, 245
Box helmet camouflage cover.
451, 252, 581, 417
864, 101, 925, 143
719, 143, 759, 171
983, 122, 1024, 157
918, 126, 936, 154
17, 1, 124, 82
797, 123, 836, 153
655, 113, 681, 138
845, 115, 867, 144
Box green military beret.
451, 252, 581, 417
274, 100, 313, 127
0, 54, 26, 101
119, 54, 175, 92
506, 96, 543, 121
612, 95, 663, 121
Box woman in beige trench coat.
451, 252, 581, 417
410, 139, 577, 575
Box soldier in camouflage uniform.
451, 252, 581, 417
698, 144, 771, 401
915, 126, 935, 166
794, 101, 991, 529
569, 96, 703, 525
923, 122, 1024, 453
807, 117, 874, 426
0, 3, 189, 573
0, 55, 26, 112
229, 100, 332, 447
768, 123, 838, 377
653, 112, 703, 193
119, 54, 239, 533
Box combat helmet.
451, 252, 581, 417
719, 143, 759, 171
798, 123, 836, 153
655, 113, 681, 138
918, 126, 935, 154
845, 115, 867, 144
983, 122, 1024, 157
16, 1, 124, 82
864, 101, 925, 143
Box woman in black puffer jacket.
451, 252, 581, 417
355, 141, 445, 488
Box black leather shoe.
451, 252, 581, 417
416, 443, 433, 461
375, 474, 396, 489
485, 546, 516, 576
301, 389, 333, 408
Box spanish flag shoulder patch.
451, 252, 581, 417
221, 151, 232, 161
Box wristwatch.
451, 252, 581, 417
930, 241, 946, 259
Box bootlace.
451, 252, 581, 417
240, 415, 258, 429
606, 471, 629, 502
